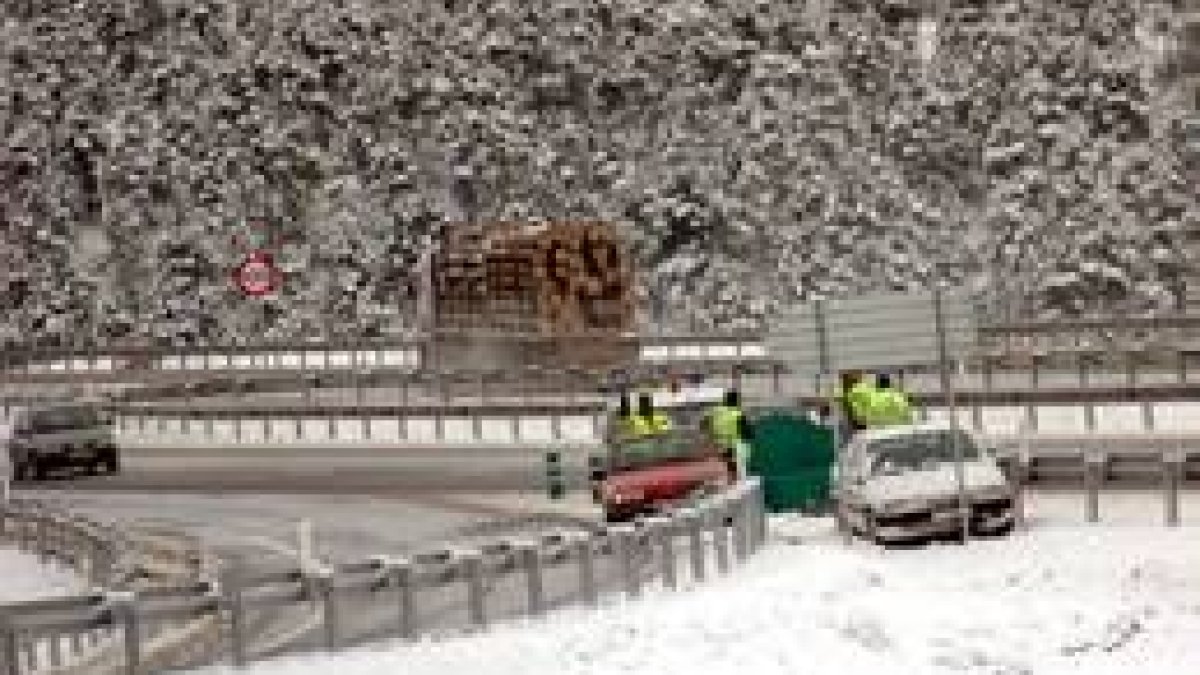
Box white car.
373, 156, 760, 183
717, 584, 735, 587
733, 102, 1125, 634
835, 423, 1015, 543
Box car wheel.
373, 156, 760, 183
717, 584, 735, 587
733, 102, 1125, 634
604, 508, 633, 524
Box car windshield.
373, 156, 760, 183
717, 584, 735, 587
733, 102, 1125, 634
865, 429, 980, 475
610, 429, 709, 472
30, 407, 96, 431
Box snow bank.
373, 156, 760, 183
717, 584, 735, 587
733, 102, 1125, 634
189, 509, 1200, 675
0, 546, 82, 603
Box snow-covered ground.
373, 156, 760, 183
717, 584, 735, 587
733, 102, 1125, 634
0, 546, 81, 603
189, 492, 1200, 675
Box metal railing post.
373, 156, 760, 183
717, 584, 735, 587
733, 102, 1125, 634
222, 565, 247, 667
1013, 443, 1030, 531
681, 508, 706, 584
573, 532, 598, 605
646, 517, 677, 591
386, 558, 416, 639
612, 525, 640, 598
517, 541, 545, 616
2, 619, 20, 675
1164, 450, 1183, 527
311, 567, 338, 652
47, 634, 63, 669
755, 481, 767, 549
461, 551, 487, 628
1084, 451, 1104, 524
710, 506, 731, 575
731, 493, 749, 562
108, 591, 140, 675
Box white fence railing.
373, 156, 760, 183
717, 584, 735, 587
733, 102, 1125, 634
109, 402, 1200, 449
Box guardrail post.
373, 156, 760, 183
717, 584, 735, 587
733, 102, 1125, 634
1164, 450, 1183, 527
572, 532, 598, 605
612, 525, 640, 598
517, 541, 545, 616
1013, 447, 1030, 531
741, 478, 766, 551
680, 508, 706, 584
2, 618, 19, 675
1080, 356, 1096, 433
710, 506, 731, 576
310, 567, 338, 651
19, 638, 33, 673
1084, 451, 1104, 524
730, 492, 750, 562
461, 551, 487, 628
647, 517, 677, 591
108, 591, 140, 675
47, 633, 63, 669
386, 558, 416, 639
222, 565, 247, 667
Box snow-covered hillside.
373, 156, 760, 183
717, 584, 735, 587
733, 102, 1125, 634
0, 546, 82, 603
189, 494, 1200, 675
1, 0, 1196, 345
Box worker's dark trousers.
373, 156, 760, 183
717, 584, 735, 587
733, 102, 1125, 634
722, 447, 738, 480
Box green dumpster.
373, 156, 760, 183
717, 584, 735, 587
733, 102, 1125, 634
746, 409, 835, 513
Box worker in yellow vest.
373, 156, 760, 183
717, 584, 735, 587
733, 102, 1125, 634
608, 390, 641, 441
868, 373, 914, 427
833, 371, 877, 436
705, 389, 754, 478
631, 391, 673, 437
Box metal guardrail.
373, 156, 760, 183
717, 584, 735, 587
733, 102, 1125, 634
5, 335, 1198, 409
0, 501, 221, 675
99, 382, 1200, 447
0, 503, 123, 590
6, 312, 1200, 376
0, 504, 127, 675
998, 448, 1190, 527
0, 480, 767, 675
0, 334, 766, 377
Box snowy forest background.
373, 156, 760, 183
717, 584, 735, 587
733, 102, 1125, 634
0, 0, 1197, 347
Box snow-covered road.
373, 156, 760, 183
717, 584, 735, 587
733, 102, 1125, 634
185, 495, 1200, 675
0, 546, 81, 603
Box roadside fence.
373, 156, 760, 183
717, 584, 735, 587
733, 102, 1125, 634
0, 479, 766, 675
0, 501, 218, 675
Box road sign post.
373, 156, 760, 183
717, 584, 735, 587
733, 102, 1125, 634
934, 287, 970, 544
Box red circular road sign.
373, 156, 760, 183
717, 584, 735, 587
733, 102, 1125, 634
233, 252, 282, 297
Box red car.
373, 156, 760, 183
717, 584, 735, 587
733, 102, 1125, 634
594, 429, 732, 522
